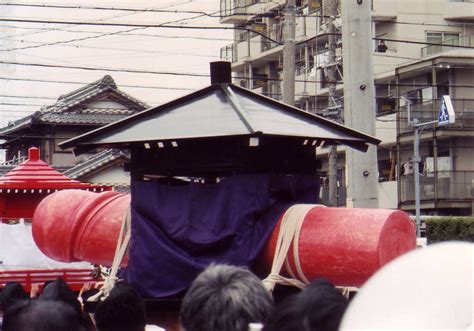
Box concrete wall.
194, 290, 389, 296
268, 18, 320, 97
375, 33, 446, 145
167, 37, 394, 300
378, 181, 398, 209
454, 138, 474, 171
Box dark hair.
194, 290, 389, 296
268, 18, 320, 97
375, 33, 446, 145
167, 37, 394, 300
80, 288, 101, 314
40, 278, 82, 315
180, 264, 273, 331
94, 281, 147, 331
0, 282, 28, 312
264, 278, 348, 331
2, 300, 88, 331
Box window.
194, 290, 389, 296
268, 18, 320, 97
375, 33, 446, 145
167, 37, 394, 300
425, 32, 460, 56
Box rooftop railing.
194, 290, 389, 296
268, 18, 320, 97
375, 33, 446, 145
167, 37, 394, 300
421, 35, 474, 57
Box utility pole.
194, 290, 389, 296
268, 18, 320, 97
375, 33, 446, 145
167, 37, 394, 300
323, 0, 339, 207
282, 0, 296, 105
341, 0, 378, 208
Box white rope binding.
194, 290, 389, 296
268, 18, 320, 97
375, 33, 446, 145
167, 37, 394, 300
87, 205, 131, 302
262, 204, 325, 292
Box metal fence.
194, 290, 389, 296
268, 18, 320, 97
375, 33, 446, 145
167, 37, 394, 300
400, 170, 474, 202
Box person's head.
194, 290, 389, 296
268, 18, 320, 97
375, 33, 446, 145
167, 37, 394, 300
40, 278, 82, 315
340, 242, 473, 330
94, 281, 147, 331
264, 278, 348, 331
180, 264, 273, 331
0, 282, 28, 313
2, 299, 88, 331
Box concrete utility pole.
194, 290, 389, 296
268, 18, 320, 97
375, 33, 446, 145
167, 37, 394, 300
324, 0, 339, 207
282, 0, 296, 105
341, 0, 379, 208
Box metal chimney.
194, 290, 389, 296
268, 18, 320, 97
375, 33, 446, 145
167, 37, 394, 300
210, 61, 232, 85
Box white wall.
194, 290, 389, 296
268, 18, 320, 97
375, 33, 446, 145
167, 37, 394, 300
378, 180, 398, 209
82, 165, 130, 186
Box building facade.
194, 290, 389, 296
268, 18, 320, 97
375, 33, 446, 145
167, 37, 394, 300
219, 0, 474, 215
0, 76, 148, 189
0, 75, 147, 167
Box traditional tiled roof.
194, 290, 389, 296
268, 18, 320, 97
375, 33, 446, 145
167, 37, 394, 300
38, 109, 136, 125
64, 148, 129, 179
0, 76, 148, 136
51, 75, 148, 112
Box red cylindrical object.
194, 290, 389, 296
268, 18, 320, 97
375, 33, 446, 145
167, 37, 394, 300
33, 191, 416, 287
259, 206, 416, 287
32, 189, 130, 266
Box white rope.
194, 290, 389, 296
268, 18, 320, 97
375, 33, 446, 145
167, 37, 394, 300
87, 206, 131, 302
262, 204, 325, 292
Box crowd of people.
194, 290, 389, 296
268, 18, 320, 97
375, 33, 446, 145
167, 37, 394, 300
0, 241, 472, 330
0, 264, 347, 331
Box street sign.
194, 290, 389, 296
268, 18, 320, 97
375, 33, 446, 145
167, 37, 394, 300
438, 95, 455, 126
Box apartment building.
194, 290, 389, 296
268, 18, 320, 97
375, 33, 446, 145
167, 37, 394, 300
219, 0, 474, 215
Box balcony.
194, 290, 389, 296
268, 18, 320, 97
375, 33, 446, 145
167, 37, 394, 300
260, 81, 282, 101
421, 35, 474, 57
444, 0, 474, 21
220, 44, 236, 63
371, 0, 397, 21
399, 99, 474, 135
219, 0, 285, 24
400, 171, 474, 205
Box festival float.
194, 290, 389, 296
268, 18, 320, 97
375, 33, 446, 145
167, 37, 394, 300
0, 147, 109, 291
29, 62, 415, 324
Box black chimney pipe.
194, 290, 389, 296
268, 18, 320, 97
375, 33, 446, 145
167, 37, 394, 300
210, 61, 232, 85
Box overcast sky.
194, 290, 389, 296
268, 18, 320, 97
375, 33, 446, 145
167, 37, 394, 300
0, 0, 233, 128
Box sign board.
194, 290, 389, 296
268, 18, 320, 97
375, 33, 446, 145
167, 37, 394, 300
438, 95, 455, 126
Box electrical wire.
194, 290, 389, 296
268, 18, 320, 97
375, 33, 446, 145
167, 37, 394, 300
0, 76, 194, 91
1, 0, 192, 39
0, 2, 329, 19
0, 20, 281, 52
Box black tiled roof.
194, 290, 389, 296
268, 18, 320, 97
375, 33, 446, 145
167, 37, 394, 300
0, 76, 148, 135
64, 148, 129, 179
38, 109, 136, 125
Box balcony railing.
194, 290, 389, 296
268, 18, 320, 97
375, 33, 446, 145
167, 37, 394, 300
220, 0, 256, 17
400, 170, 474, 203
399, 99, 474, 134
421, 35, 474, 57
261, 24, 283, 52
260, 81, 282, 101
220, 44, 236, 63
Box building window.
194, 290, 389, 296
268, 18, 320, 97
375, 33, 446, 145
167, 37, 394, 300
424, 32, 460, 56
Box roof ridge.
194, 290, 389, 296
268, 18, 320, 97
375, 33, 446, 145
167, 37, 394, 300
57, 75, 116, 101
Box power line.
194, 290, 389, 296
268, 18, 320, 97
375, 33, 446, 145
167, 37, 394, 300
0, 2, 218, 16
373, 37, 474, 50
0, 76, 195, 91
0, 102, 46, 107
0, 18, 281, 47
0, 95, 56, 100
3, 19, 471, 55
10, 40, 220, 58
2, 61, 474, 90
0, 0, 192, 39
0, 1, 274, 52
0, 2, 326, 19
0, 24, 236, 42
373, 19, 474, 28
0, 60, 212, 77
